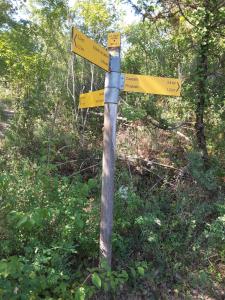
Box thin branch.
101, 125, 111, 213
68, 163, 100, 177
89, 111, 127, 121
176, 0, 196, 28
176, 131, 191, 142
82, 274, 92, 286
149, 176, 165, 191
146, 115, 189, 131
56, 144, 75, 153
55, 159, 77, 166
118, 154, 179, 170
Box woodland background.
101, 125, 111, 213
0, 0, 224, 299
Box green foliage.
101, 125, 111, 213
111, 175, 224, 294
0, 255, 71, 299
92, 273, 101, 289
120, 98, 147, 121
75, 287, 86, 300
0, 0, 14, 29
1, 167, 223, 298
187, 152, 220, 191
203, 202, 225, 253
0, 156, 101, 298
0, 0, 224, 298
73, 0, 118, 36
86, 265, 130, 295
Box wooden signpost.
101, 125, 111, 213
71, 26, 181, 267
100, 34, 121, 267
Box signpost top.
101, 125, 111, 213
108, 32, 121, 48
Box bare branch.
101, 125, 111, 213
175, 0, 196, 28
146, 115, 190, 131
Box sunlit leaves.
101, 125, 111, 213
91, 272, 101, 288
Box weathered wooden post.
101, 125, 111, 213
99, 33, 121, 267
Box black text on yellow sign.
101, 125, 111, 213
72, 27, 109, 72
123, 74, 181, 96
79, 89, 104, 109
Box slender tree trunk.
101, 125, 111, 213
195, 3, 210, 167
195, 44, 209, 164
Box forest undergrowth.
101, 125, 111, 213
0, 104, 224, 299
0, 0, 225, 298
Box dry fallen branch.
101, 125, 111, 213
68, 163, 100, 177
118, 154, 179, 170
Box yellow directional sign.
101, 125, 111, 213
108, 32, 121, 48
123, 74, 181, 96
72, 27, 109, 72
79, 89, 104, 109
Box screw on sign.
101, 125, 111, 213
71, 27, 181, 268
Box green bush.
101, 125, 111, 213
187, 151, 220, 191
0, 155, 224, 298
0, 157, 101, 299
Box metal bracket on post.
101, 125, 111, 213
104, 72, 120, 104
120, 73, 125, 90
100, 33, 121, 268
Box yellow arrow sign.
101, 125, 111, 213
72, 27, 109, 72
79, 89, 104, 109
123, 74, 181, 96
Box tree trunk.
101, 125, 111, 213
195, 3, 210, 168
195, 46, 209, 165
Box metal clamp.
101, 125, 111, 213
120, 74, 125, 90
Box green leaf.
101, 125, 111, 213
75, 287, 86, 300
120, 270, 129, 281
16, 215, 28, 228
130, 267, 136, 278
137, 266, 145, 276
92, 273, 101, 289
103, 282, 109, 292
0, 261, 9, 278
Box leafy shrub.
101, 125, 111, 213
0, 157, 101, 299
0, 255, 71, 299
187, 151, 220, 191
0, 153, 224, 298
